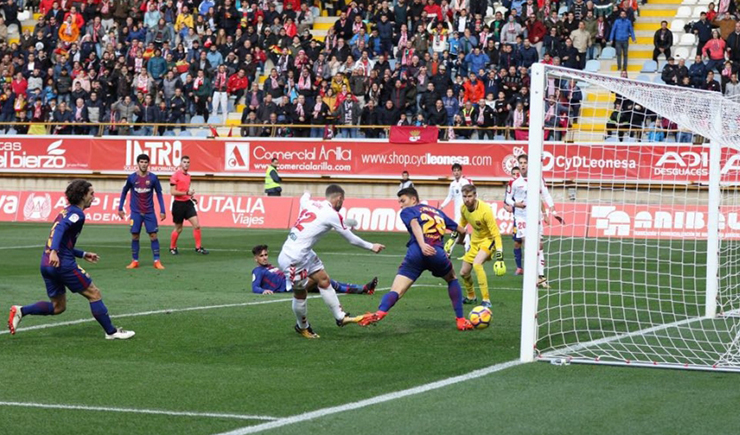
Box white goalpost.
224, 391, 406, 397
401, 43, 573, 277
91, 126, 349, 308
520, 63, 740, 371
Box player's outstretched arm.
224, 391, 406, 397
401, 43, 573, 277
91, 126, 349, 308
410, 219, 435, 256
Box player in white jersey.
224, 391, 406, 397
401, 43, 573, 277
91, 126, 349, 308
440, 163, 473, 253
503, 166, 523, 275
278, 184, 385, 339
504, 154, 562, 288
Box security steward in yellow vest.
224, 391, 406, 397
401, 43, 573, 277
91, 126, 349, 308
264, 158, 282, 196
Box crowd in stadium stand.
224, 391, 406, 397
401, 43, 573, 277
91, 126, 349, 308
0, 0, 716, 140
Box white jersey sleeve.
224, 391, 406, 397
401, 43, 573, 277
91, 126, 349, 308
440, 182, 455, 209
280, 199, 372, 261
504, 179, 515, 207
540, 178, 555, 209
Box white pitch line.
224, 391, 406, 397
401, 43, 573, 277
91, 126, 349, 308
0, 401, 278, 421
213, 359, 523, 435
0, 244, 43, 250
0, 296, 324, 336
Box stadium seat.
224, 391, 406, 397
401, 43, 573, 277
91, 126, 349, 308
692, 7, 704, 18
675, 6, 692, 17
605, 136, 620, 142
681, 0, 696, 4
696, 0, 711, 4
189, 115, 205, 126
640, 60, 658, 73
600, 47, 616, 60
585, 60, 601, 72
636, 74, 652, 82
670, 19, 685, 33
557, 5, 568, 15
674, 46, 690, 60
678, 33, 696, 46
178, 130, 192, 136
208, 115, 222, 126
653, 75, 666, 85
495, 6, 508, 15
6, 128, 17, 135
163, 130, 176, 136
195, 129, 210, 137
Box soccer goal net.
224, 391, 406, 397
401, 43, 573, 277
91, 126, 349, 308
520, 63, 740, 372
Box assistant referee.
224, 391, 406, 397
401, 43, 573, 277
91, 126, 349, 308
169, 156, 209, 255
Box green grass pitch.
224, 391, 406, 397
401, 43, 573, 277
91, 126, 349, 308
1, 223, 740, 434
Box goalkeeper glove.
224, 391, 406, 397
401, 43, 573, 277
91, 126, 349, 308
444, 231, 459, 257
493, 250, 506, 276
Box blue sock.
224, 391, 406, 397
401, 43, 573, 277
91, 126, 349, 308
90, 300, 116, 335
21, 301, 54, 316
151, 238, 160, 261
514, 247, 523, 269
132, 239, 140, 261
448, 279, 464, 318
378, 291, 399, 313
331, 279, 361, 294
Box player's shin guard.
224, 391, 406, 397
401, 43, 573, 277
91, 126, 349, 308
193, 228, 202, 249
378, 291, 399, 313
447, 279, 464, 318
537, 249, 545, 276
318, 286, 345, 320
170, 230, 179, 249
473, 263, 490, 302
21, 301, 54, 316
292, 297, 308, 329
89, 300, 117, 335
132, 239, 140, 261
462, 274, 476, 299
514, 247, 523, 269
151, 238, 161, 261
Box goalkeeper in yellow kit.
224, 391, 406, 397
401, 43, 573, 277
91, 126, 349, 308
444, 184, 505, 308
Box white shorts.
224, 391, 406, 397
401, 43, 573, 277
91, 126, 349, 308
278, 249, 325, 290
512, 218, 543, 242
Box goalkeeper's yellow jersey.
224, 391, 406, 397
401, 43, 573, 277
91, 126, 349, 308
459, 199, 503, 251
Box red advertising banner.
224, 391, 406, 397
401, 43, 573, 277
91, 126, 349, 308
4, 189, 740, 240
389, 126, 439, 144
0, 137, 92, 172
4, 137, 740, 184
5, 190, 294, 230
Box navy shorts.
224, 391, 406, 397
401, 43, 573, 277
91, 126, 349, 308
397, 244, 453, 281
41, 264, 93, 298
131, 212, 159, 234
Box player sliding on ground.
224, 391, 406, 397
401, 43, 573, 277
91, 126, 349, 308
505, 154, 563, 288
8, 180, 135, 340
444, 184, 506, 308
278, 185, 385, 339
118, 153, 167, 270
252, 244, 378, 294
359, 187, 475, 331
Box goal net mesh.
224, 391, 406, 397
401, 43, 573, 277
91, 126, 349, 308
531, 65, 740, 371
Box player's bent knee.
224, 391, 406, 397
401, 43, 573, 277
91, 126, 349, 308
52, 301, 66, 314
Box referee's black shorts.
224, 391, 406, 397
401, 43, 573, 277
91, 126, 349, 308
172, 200, 197, 224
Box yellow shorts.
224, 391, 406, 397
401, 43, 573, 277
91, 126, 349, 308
462, 239, 494, 264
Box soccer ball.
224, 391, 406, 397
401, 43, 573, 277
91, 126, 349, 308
469, 306, 492, 329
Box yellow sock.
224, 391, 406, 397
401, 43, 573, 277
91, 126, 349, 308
462, 274, 476, 299
473, 263, 490, 302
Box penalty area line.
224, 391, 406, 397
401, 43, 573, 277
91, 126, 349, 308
213, 359, 523, 435
0, 401, 279, 421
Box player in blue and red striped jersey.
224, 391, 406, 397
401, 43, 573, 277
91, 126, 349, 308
359, 187, 474, 331
8, 179, 135, 339
118, 154, 167, 270
251, 244, 378, 294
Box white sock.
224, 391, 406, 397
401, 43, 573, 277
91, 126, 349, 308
537, 249, 545, 276
319, 286, 345, 320
292, 298, 308, 329
464, 234, 471, 252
